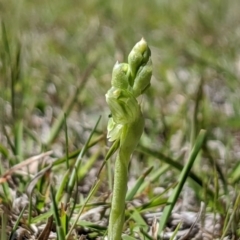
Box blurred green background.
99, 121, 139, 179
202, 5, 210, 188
1, 0, 240, 183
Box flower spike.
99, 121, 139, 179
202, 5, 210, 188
106, 39, 152, 240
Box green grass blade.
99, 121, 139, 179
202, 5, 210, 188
31, 210, 53, 223
190, 78, 203, 147
60, 203, 68, 236
0, 144, 9, 158
126, 166, 153, 201
53, 135, 104, 166
64, 113, 69, 169
1, 212, 8, 240
137, 164, 170, 194
69, 219, 107, 231
1, 21, 11, 62
66, 179, 101, 239
67, 115, 101, 198
51, 186, 65, 240
122, 235, 138, 240
55, 169, 71, 203
78, 149, 100, 181
137, 143, 214, 199
158, 129, 206, 235
2, 126, 15, 154
97, 139, 120, 178
220, 193, 240, 239
14, 120, 23, 161
0, 160, 11, 204
137, 195, 169, 212
127, 207, 148, 234
170, 222, 181, 240
9, 204, 27, 239
228, 161, 240, 184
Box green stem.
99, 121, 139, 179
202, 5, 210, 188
108, 150, 129, 240
108, 118, 144, 240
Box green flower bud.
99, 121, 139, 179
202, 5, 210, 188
128, 38, 151, 82
107, 117, 123, 142
142, 45, 151, 65
132, 59, 152, 97
105, 87, 140, 125
111, 62, 129, 89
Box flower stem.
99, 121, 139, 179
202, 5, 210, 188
108, 117, 144, 240
108, 150, 129, 240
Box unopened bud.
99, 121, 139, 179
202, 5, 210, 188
128, 38, 151, 81
132, 59, 152, 97
106, 88, 140, 124
111, 62, 129, 89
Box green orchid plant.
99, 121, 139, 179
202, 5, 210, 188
106, 38, 152, 240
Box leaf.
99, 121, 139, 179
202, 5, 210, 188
158, 129, 206, 234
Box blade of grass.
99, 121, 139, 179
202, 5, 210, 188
78, 149, 101, 181
32, 210, 53, 223
26, 164, 52, 224
97, 139, 120, 192
14, 120, 23, 161
0, 144, 9, 158
64, 113, 69, 169
0, 160, 11, 203
9, 204, 27, 240
137, 143, 214, 199
203, 145, 228, 194
2, 125, 15, 155
97, 139, 120, 178
190, 77, 203, 147
24, 126, 42, 145
140, 228, 154, 240
68, 166, 79, 220
66, 115, 101, 202
70, 219, 107, 232
122, 235, 139, 240
229, 161, 240, 184
1, 212, 8, 240
128, 206, 148, 231
32, 200, 109, 223
158, 129, 206, 235
55, 169, 71, 203
126, 166, 153, 201
221, 204, 231, 237
169, 222, 181, 240
66, 179, 101, 239
137, 164, 170, 194
53, 134, 104, 166
1, 21, 11, 62
11, 41, 21, 119
51, 186, 65, 240
60, 203, 68, 236
137, 194, 170, 213
220, 193, 240, 240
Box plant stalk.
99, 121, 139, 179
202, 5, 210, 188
108, 117, 144, 240
108, 150, 129, 240
106, 38, 152, 240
